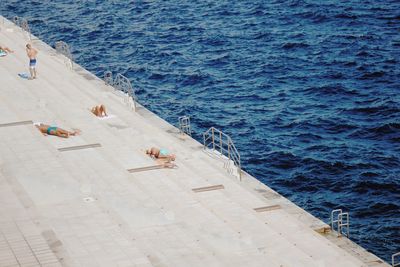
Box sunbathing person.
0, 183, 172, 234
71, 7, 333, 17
34, 123, 80, 138
146, 147, 176, 164
0, 45, 14, 54
91, 104, 107, 117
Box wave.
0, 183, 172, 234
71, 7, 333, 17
344, 105, 400, 116
360, 171, 380, 178
253, 32, 271, 40
384, 58, 397, 64
359, 71, 386, 79
356, 51, 371, 57
205, 53, 230, 66
266, 151, 378, 175
377, 15, 400, 20
357, 203, 399, 217
281, 42, 310, 49
148, 72, 167, 80
353, 180, 400, 194
177, 72, 210, 86
295, 11, 329, 23
277, 174, 320, 193
303, 84, 359, 96
326, 123, 358, 134
267, 151, 302, 169
371, 122, 400, 134
344, 61, 357, 67
199, 36, 229, 46
349, 123, 400, 141
334, 13, 358, 19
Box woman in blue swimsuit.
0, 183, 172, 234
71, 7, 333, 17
34, 123, 80, 138
146, 147, 176, 162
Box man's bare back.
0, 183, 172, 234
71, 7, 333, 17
26, 44, 37, 59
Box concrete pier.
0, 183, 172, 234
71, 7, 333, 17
0, 16, 390, 267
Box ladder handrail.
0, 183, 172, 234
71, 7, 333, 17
331, 209, 349, 237
104, 71, 113, 86
178, 116, 191, 136
203, 127, 241, 180
114, 73, 136, 98
103, 71, 137, 111
393, 252, 400, 267
55, 41, 73, 69
339, 212, 350, 238
331, 209, 342, 231
12, 16, 31, 40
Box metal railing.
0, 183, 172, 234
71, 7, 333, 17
331, 209, 350, 237
104, 71, 113, 86
55, 41, 73, 69
393, 252, 400, 267
12, 16, 19, 25
104, 71, 137, 111
203, 127, 242, 180
13, 16, 31, 40
179, 116, 191, 136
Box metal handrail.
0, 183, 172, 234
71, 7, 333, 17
55, 41, 73, 69
179, 116, 191, 136
393, 252, 400, 267
331, 209, 349, 237
331, 209, 342, 233
339, 212, 350, 237
114, 74, 131, 95
203, 127, 242, 180
13, 16, 31, 40
104, 71, 137, 111
20, 18, 31, 40
13, 16, 20, 26
104, 71, 113, 86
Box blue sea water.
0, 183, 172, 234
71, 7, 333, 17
2, 0, 399, 262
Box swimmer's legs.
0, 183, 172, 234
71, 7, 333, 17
100, 104, 107, 116
3, 47, 13, 53
29, 66, 37, 79
55, 128, 69, 138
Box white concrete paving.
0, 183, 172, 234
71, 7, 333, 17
0, 16, 389, 267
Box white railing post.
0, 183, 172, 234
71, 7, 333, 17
339, 212, 349, 237
393, 252, 400, 267
331, 209, 342, 236
212, 127, 215, 150
219, 131, 222, 154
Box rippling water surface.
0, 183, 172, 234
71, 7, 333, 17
2, 0, 399, 262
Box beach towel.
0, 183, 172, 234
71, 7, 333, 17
18, 73, 30, 79
97, 114, 116, 120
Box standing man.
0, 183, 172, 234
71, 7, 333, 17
26, 43, 38, 79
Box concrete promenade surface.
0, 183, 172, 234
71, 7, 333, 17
0, 16, 390, 267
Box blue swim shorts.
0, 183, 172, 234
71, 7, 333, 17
29, 59, 37, 67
